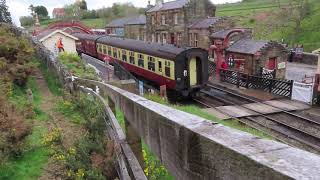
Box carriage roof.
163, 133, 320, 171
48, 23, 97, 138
73, 33, 194, 60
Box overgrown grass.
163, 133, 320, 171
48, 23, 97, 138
59, 52, 100, 80
0, 126, 49, 180
39, 61, 63, 96
0, 77, 50, 179
144, 94, 272, 139
55, 100, 85, 125
81, 18, 106, 28
217, 0, 320, 52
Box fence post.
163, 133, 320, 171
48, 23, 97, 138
237, 71, 240, 88
269, 79, 273, 93
246, 74, 249, 88
289, 80, 294, 98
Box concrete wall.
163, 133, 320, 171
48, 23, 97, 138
41, 33, 77, 54
74, 78, 320, 180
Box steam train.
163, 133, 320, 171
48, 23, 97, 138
73, 33, 208, 97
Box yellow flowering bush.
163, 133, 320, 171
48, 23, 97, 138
42, 128, 62, 146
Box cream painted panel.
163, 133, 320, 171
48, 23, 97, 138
42, 33, 77, 54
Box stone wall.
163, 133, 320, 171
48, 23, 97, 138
188, 18, 234, 50
291, 52, 318, 65
124, 24, 146, 41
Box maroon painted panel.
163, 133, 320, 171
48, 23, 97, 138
98, 53, 176, 89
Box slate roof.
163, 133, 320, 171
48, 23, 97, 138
226, 39, 269, 55
36, 29, 56, 40
189, 17, 221, 29
147, 0, 189, 12
210, 29, 235, 39
126, 15, 146, 25
106, 15, 146, 28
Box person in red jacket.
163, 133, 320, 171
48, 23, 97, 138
57, 37, 65, 52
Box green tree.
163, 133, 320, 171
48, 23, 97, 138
78, 0, 87, 11
19, 16, 34, 27
0, 0, 12, 24
34, 5, 48, 19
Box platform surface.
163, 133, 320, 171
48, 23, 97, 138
216, 106, 258, 118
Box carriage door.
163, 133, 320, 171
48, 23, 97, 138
189, 57, 198, 86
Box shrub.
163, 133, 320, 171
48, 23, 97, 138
58, 52, 100, 81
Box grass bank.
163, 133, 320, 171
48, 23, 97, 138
0, 76, 50, 179
217, 0, 320, 52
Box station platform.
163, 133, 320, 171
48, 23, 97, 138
208, 79, 283, 101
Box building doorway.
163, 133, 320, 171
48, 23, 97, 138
170, 33, 175, 44
189, 57, 201, 86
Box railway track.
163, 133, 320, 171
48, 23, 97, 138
194, 84, 320, 154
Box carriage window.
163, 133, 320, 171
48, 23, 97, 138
113, 48, 117, 58
165, 61, 171, 77
97, 44, 102, 53
148, 56, 155, 71
129, 52, 135, 64
138, 54, 144, 68
122, 50, 127, 62
108, 47, 112, 56
158, 61, 162, 72
103, 45, 107, 54
118, 50, 121, 59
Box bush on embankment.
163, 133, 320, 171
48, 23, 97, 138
0, 23, 36, 163
58, 52, 100, 81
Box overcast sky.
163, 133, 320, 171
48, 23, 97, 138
7, 0, 240, 26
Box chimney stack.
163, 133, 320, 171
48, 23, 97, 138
156, 0, 164, 6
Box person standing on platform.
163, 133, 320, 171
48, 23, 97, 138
57, 37, 65, 52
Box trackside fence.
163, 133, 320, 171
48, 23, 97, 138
220, 69, 293, 98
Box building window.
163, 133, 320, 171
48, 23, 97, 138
151, 15, 155, 25
113, 48, 117, 58
174, 13, 178, 25
161, 14, 166, 25
165, 61, 171, 77
177, 33, 182, 46
122, 50, 127, 61
108, 46, 112, 56
194, 33, 198, 47
151, 34, 155, 42
189, 33, 193, 46
138, 54, 144, 68
162, 33, 167, 44
148, 56, 155, 71
129, 51, 135, 64
157, 33, 161, 43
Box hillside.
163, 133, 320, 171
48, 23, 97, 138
217, 0, 320, 52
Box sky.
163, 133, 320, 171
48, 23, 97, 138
7, 0, 240, 26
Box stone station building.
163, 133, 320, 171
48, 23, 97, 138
145, 0, 217, 46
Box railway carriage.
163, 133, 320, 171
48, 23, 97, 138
73, 33, 208, 97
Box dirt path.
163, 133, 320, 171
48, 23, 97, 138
32, 69, 84, 179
